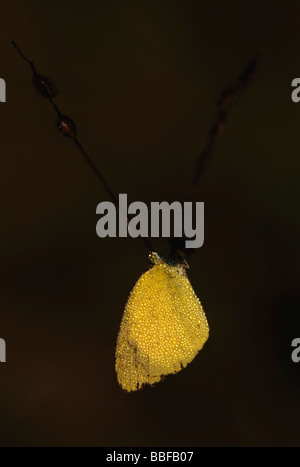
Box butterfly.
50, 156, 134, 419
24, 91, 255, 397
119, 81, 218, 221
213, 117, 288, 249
115, 252, 209, 391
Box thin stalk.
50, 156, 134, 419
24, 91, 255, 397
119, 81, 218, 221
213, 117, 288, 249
11, 40, 154, 253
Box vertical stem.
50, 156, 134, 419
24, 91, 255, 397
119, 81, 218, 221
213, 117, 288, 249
206, 341, 259, 446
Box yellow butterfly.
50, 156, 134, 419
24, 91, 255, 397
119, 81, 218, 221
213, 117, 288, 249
115, 252, 209, 392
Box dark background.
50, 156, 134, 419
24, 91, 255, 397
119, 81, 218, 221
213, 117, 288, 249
0, 0, 299, 446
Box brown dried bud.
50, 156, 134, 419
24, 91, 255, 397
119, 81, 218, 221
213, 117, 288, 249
32, 75, 58, 98
56, 116, 77, 138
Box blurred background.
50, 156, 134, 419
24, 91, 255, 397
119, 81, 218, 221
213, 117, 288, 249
0, 0, 299, 446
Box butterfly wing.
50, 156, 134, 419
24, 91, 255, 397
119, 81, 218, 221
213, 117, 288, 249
115, 263, 209, 392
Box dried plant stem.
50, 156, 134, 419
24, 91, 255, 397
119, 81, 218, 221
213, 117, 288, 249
169, 55, 259, 258
189, 55, 260, 198
192, 58, 260, 445
206, 341, 259, 446
11, 40, 153, 253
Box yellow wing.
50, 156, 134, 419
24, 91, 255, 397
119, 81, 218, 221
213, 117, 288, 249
115, 260, 209, 392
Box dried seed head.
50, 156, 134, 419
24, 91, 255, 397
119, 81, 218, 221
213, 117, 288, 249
56, 116, 77, 138
32, 74, 58, 98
